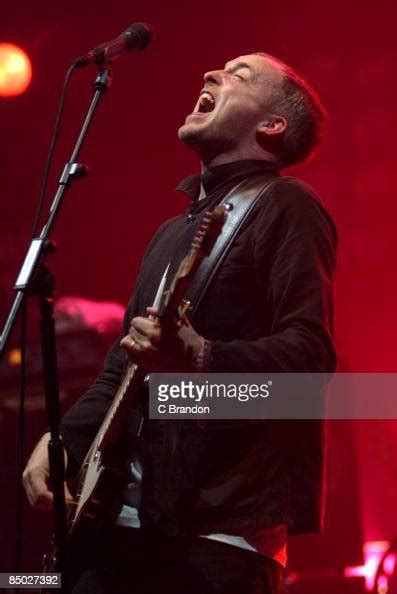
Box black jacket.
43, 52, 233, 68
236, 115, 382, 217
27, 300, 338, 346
60, 160, 337, 536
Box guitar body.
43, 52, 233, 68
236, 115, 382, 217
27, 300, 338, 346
41, 450, 129, 594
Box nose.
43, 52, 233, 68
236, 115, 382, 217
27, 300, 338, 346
203, 69, 223, 85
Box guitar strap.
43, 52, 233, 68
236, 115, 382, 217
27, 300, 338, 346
186, 174, 292, 318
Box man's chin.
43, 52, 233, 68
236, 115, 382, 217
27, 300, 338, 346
178, 121, 202, 144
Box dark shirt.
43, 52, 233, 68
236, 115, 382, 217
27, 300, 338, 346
60, 159, 337, 536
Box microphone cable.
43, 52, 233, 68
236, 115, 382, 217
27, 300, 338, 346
30, 62, 77, 237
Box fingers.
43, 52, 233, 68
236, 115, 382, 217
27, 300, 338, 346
120, 312, 162, 356
121, 328, 155, 351
120, 334, 144, 353
22, 432, 69, 511
22, 433, 50, 509
23, 468, 54, 510
23, 469, 74, 510
177, 312, 192, 328
131, 316, 161, 342
119, 306, 200, 372
65, 483, 74, 503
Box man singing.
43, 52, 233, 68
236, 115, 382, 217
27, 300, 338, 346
23, 52, 337, 594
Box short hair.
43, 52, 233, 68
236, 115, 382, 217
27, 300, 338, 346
256, 53, 327, 168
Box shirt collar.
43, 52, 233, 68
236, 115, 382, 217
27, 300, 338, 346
176, 159, 279, 202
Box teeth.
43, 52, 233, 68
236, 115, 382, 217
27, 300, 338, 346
201, 92, 214, 102
200, 92, 215, 110
193, 91, 215, 113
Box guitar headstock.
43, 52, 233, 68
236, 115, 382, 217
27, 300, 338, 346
160, 204, 227, 317
161, 205, 227, 312
191, 205, 227, 255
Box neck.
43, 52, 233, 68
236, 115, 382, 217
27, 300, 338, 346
200, 146, 277, 168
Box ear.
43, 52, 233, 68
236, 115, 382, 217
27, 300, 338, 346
257, 115, 287, 139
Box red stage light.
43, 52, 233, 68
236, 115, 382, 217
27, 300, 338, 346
0, 43, 32, 97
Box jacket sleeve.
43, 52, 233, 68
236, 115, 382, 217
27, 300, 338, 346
209, 178, 337, 373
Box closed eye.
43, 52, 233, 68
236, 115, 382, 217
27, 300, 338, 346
233, 73, 246, 81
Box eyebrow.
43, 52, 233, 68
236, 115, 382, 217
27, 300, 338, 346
224, 61, 255, 73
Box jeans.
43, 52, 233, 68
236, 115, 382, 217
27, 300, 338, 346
69, 525, 282, 594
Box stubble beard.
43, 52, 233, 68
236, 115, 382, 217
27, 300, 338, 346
178, 120, 236, 164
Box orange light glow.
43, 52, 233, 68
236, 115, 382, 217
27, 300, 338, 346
8, 348, 21, 366
0, 43, 32, 97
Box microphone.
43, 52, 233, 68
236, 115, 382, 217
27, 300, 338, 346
74, 22, 154, 68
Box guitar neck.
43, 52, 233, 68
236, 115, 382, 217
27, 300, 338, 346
97, 362, 146, 452
160, 240, 204, 325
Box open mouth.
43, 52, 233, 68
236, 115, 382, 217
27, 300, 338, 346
193, 90, 216, 114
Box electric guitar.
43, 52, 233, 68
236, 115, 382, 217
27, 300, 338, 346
41, 205, 226, 584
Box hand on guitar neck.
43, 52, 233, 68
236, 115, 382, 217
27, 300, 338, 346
23, 432, 72, 511
120, 305, 205, 372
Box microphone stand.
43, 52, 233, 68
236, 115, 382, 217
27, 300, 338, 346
0, 66, 112, 579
